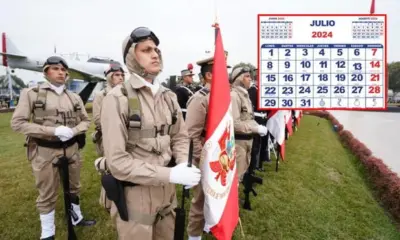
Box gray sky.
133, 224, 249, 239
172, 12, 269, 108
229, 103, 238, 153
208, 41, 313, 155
0, 0, 399, 84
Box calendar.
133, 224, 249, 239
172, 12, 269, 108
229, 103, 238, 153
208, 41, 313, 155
257, 14, 387, 110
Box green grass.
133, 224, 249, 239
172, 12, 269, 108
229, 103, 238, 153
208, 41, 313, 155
0, 113, 399, 240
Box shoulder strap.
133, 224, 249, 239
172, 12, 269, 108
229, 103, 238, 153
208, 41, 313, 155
64, 90, 82, 112
181, 86, 194, 95
32, 86, 47, 110
121, 83, 142, 128
199, 87, 210, 96
162, 89, 178, 125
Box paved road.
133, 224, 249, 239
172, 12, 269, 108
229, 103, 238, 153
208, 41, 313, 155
329, 110, 399, 176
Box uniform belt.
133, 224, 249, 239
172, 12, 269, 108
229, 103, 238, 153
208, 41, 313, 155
234, 134, 253, 140
32, 137, 78, 149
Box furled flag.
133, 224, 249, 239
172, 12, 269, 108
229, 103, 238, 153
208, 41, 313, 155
267, 110, 286, 160
202, 25, 239, 240
284, 110, 293, 137
294, 110, 302, 127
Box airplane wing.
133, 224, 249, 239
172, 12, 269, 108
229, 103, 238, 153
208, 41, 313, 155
68, 67, 106, 82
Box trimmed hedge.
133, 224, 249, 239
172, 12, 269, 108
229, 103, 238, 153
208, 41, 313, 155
306, 110, 400, 224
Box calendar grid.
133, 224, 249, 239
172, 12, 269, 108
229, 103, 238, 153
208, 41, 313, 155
260, 44, 385, 109
258, 14, 386, 110
277, 48, 280, 106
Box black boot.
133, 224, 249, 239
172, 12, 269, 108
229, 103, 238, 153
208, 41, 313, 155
76, 219, 96, 226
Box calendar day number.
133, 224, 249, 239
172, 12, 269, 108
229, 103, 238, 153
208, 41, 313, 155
311, 31, 333, 38
264, 99, 277, 107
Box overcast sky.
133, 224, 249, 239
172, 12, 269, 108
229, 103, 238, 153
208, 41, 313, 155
0, 0, 399, 84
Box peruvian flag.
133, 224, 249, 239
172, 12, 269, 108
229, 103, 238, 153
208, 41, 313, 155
201, 25, 239, 239
284, 110, 293, 136
294, 110, 302, 126
267, 110, 286, 160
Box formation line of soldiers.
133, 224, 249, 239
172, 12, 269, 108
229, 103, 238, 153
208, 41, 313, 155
10, 26, 272, 240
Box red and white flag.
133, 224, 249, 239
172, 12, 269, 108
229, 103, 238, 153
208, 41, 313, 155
267, 110, 286, 160
201, 26, 239, 240
294, 110, 302, 126
284, 110, 293, 136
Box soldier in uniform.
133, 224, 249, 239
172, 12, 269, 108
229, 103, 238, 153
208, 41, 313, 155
174, 68, 196, 119
230, 66, 268, 181
247, 72, 271, 171
10, 56, 96, 240
92, 63, 125, 212
100, 27, 201, 239
185, 56, 223, 240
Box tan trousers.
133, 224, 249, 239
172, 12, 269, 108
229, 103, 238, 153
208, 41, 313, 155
27, 141, 82, 214
187, 159, 205, 236
235, 139, 252, 181
95, 139, 112, 211
95, 138, 104, 157
111, 183, 177, 240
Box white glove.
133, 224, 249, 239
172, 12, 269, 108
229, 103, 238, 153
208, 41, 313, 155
169, 162, 201, 186
54, 126, 74, 141
257, 125, 268, 137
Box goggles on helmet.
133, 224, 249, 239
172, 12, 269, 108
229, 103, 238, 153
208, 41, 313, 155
123, 27, 160, 64
43, 56, 69, 70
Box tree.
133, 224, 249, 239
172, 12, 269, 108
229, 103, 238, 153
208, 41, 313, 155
388, 61, 400, 92
0, 74, 27, 89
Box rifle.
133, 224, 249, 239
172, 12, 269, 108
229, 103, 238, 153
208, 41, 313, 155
174, 139, 194, 240
253, 112, 268, 172
56, 112, 78, 240
242, 163, 263, 211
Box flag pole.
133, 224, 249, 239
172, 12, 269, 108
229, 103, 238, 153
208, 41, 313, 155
212, 0, 219, 45
370, 0, 375, 14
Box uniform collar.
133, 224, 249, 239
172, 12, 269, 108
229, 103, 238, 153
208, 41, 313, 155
129, 73, 160, 96
204, 82, 211, 89
40, 81, 66, 95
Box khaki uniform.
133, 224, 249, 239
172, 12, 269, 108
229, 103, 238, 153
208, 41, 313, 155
231, 85, 259, 180
185, 83, 210, 237
10, 81, 90, 214
100, 74, 189, 240
92, 86, 113, 211
92, 86, 112, 156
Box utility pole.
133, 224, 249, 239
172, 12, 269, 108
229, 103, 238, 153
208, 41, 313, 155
7, 67, 14, 108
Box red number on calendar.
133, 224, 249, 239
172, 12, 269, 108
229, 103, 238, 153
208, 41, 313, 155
368, 86, 380, 94
311, 31, 333, 38
371, 48, 377, 56
370, 74, 380, 81
370, 61, 380, 68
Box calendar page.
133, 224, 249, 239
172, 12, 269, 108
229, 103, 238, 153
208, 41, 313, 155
257, 14, 387, 110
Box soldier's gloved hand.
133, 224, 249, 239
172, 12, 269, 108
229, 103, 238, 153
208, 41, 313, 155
169, 162, 201, 186
54, 126, 74, 140
257, 125, 268, 137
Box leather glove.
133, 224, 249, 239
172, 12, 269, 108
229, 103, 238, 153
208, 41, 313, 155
54, 126, 74, 141
169, 162, 201, 186
257, 125, 268, 137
